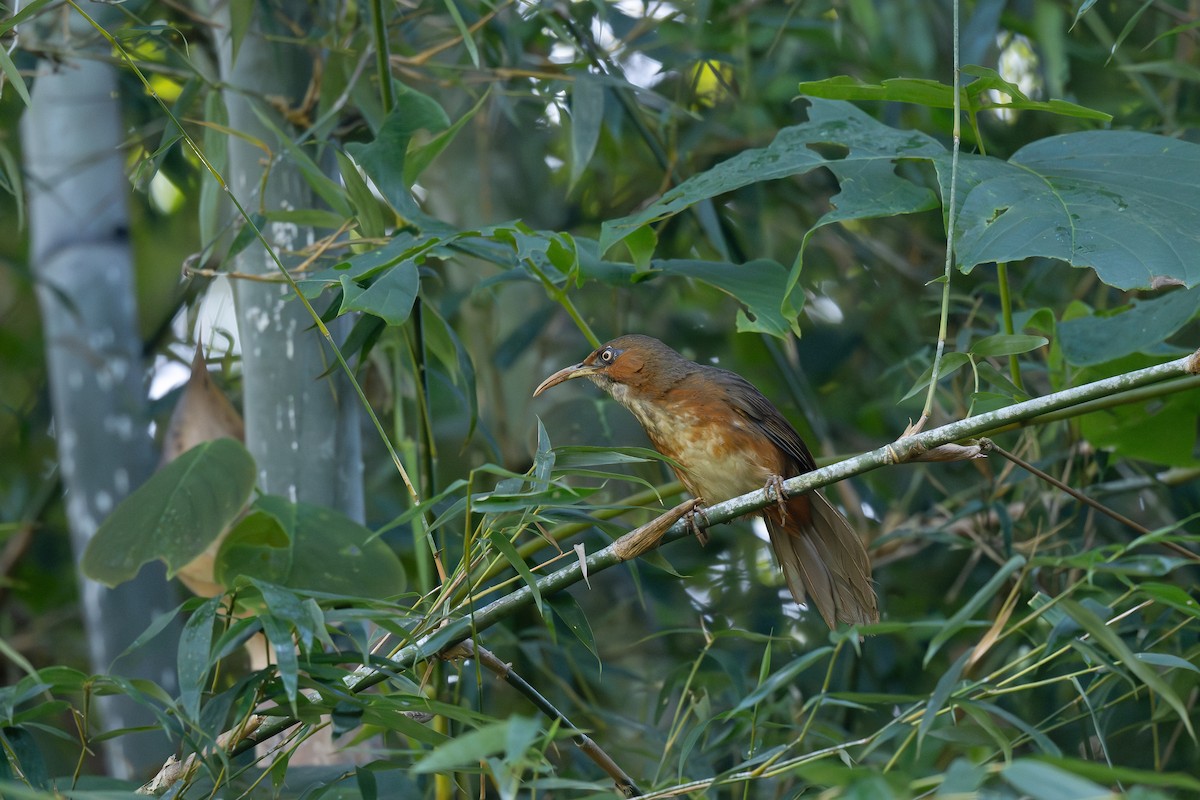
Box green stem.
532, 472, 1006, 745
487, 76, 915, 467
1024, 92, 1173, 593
369, 0, 394, 115
529, 259, 600, 347
919, 0, 962, 427
996, 262, 1025, 392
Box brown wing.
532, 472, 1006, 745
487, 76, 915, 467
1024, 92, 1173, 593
702, 366, 818, 474
700, 367, 878, 627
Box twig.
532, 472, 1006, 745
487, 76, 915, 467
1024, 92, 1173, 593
442, 638, 643, 798
912, 0, 963, 434
150, 348, 1200, 777
981, 440, 1200, 563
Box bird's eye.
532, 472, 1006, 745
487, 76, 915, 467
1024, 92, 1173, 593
600, 347, 615, 363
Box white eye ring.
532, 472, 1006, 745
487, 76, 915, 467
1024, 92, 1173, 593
600, 347, 614, 363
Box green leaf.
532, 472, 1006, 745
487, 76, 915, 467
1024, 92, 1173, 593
228, 0, 253, 66
924, 555, 1025, 666
423, 303, 479, 442
1037, 756, 1200, 792
413, 718, 518, 773
346, 89, 451, 216
213, 508, 292, 586
1134, 652, 1200, 674
918, 649, 969, 748
83, 439, 256, 587
1076, 356, 1200, 466
548, 594, 597, 661
949, 133, 1200, 290
1138, 582, 1200, 619
337, 151, 388, 239
1058, 286, 1200, 366
939, 758, 987, 795
729, 647, 833, 713
654, 259, 799, 338
900, 352, 972, 402
600, 98, 942, 259
0, 727, 49, 789
300, 232, 439, 296
0, 141, 25, 230
624, 225, 657, 271
959, 66, 1112, 120
977, 701, 1063, 756
487, 531, 543, 614
799, 75, 959, 108
0, 0, 54, 34
338, 262, 420, 326
178, 596, 222, 721
1002, 759, 1112, 800
405, 89, 490, 186
552, 446, 664, 468
1061, 599, 1195, 740
259, 611, 299, 708
0, 44, 30, 107
216, 495, 406, 598
441, 0, 479, 67
800, 71, 1109, 121
569, 74, 604, 190
968, 334, 1048, 358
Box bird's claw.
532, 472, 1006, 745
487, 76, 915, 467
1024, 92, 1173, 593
685, 501, 711, 547
765, 475, 789, 518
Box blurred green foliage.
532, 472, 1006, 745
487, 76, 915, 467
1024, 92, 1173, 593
3, 0, 1200, 797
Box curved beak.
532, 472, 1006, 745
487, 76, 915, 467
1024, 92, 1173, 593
533, 362, 600, 397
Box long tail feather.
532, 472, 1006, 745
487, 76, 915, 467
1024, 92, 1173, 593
764, 492, 878, 628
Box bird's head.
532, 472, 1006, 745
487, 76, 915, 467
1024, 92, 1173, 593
533, 335, 687, 400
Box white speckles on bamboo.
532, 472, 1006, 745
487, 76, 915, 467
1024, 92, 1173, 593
114, 468, 129, 494
269, 220, 299, 253
248, 306, 270, 333
95, 490, 113, 514
103, 414, 133, 439
59, 429, 77, 477
108, 357, 128, 381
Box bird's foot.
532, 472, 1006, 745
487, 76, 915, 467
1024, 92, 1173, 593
765, 474, 789, 519
685, 500, 711, 547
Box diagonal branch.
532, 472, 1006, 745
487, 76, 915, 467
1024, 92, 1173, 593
982, 440, 1199, 562
441, 638, 643, 798
159, 349, 1200, 783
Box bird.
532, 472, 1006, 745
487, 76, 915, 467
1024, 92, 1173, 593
533, 334, 878, 628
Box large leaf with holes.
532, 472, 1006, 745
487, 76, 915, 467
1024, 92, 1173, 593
599, 98, 1200, 318
599, 98, 943, 256
82, 439, 256, 587
948, 132, 1200, 289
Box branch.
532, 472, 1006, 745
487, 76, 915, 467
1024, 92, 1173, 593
441, 638, 643, 798
175, 350, 1200, 777
982, 440, 1199, 562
